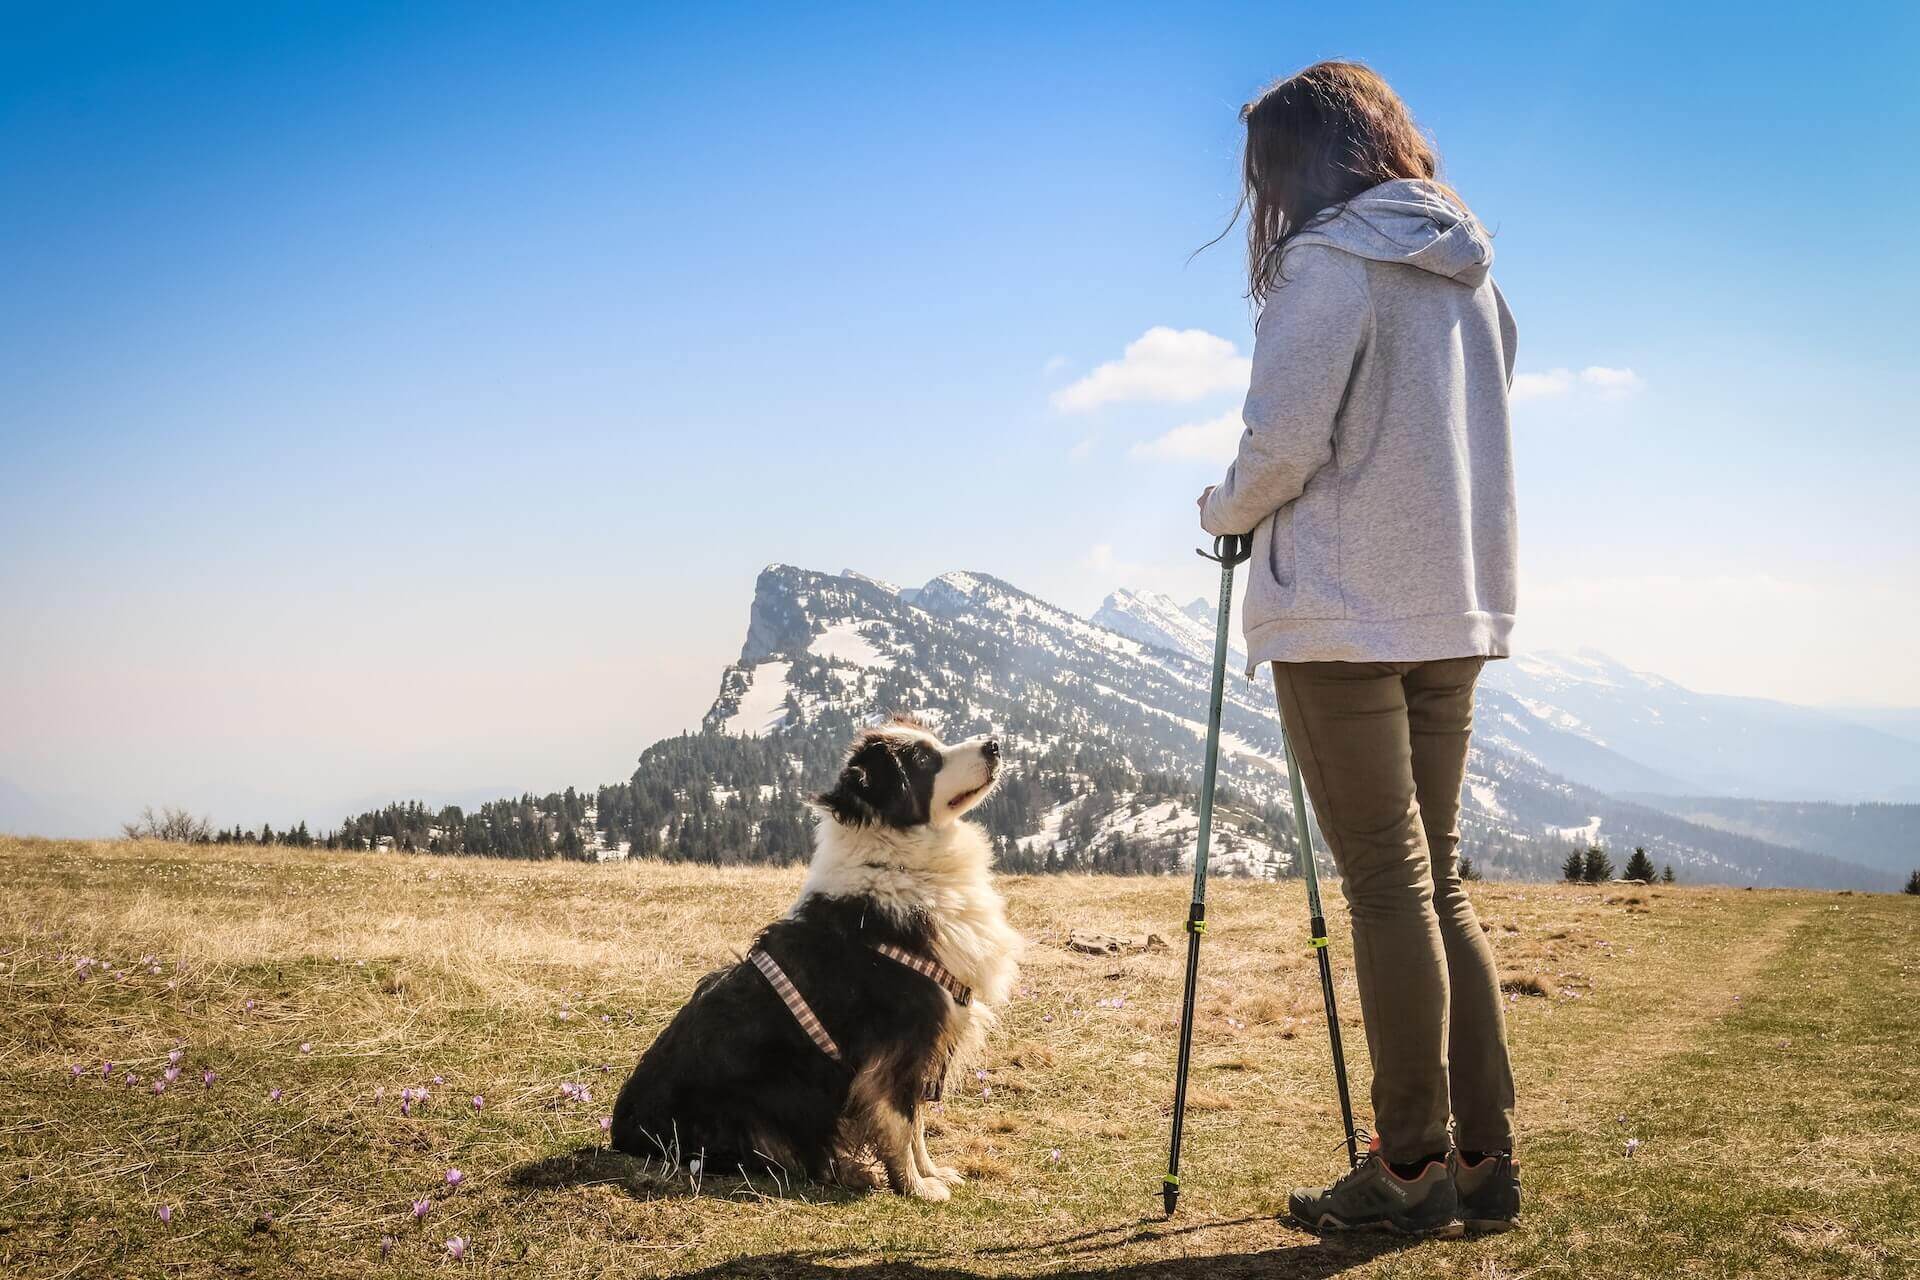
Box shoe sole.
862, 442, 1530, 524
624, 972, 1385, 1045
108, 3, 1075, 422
1462, 1217, 1519, 1233
1295, 1211, 1465, 1239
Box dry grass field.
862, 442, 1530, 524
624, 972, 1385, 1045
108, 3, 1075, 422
2, 836, 1915, 1279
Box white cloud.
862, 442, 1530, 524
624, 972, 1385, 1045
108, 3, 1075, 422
1051, 327, 1251, 413
1083, 543, 1137, 578
1042, 354, 1069, 375
1511, 365, 1644, 404
1127, 409, 1244, 463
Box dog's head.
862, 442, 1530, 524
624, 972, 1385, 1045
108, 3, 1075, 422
815, 715, 1001, 831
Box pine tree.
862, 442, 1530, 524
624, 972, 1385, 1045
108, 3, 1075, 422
1562, 849, 1585, 883
1623, 846, 1656, 883
1662, 864, 1676, 884
1459, 856, 1481, 882
1905, 869, 1920, 896
1582, 844, 1614, 883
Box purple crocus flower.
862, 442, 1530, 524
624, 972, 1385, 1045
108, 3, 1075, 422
158, 1205, 173, 1223
432, 1075, 443, 1085
411, 1198, 431, 1220
1049, 1148, 1062, 1163
163, 1066, 180, 1083
152, 1079, 166, 1094
445, 1237, 466, 1261
270, 1087, 283, 1102
124, 1072, 138, 1087
379, 1235, 395, 1259
299, 1042, 312, 1055
445, 1168, 463, 1188
472, 1095, 484, 1111
69, 1063, 83, 1082
101, 1061, 114, 1079
202, 1069, 217, 1087
168, 1048, 184, 1065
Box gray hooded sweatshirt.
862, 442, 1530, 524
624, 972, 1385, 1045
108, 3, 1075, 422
1200, 178, 1517, 670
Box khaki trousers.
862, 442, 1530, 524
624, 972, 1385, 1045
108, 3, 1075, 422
1273, 658, 1516, 1160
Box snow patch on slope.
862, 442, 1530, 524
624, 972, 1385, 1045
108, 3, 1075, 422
721, 662, 793, 737
811, 621, 895, 670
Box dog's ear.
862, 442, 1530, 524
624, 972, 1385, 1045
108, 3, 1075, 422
815, 762, 877, 827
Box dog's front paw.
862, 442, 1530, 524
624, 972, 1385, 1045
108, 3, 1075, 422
932, 1165, 966, 1185
906, 1175, 952, 1202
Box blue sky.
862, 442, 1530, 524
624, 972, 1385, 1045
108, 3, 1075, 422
3, 2, 1916, 831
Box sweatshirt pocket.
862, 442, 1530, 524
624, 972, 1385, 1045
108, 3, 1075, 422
1265, 503, 1296, 592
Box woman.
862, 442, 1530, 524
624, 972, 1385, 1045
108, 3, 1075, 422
1197, 62, 1520, 1237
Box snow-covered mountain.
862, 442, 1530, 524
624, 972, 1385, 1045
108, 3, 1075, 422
684, 565, 1894, 889
316, 564, 1902, 890
700, 565, 1303, 878
1092, 588, 1245, 673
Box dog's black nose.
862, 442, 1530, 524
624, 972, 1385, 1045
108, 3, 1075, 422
982, 738, 1000, 759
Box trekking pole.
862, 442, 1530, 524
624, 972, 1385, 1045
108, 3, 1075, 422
1281, 733, 1360, 1166
1162, 531, 1250, 1217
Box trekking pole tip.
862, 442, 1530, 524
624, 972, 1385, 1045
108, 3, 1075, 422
1161, 1178, 1180, 1217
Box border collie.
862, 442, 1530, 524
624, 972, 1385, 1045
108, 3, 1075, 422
611, 716, 1022, 1200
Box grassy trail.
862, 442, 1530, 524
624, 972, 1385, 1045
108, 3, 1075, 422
1, 839, 1913, 1279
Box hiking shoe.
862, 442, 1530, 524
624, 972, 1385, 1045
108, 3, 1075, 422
1287, 1139, 1461, 1237
1452, 1150, 1521, 1232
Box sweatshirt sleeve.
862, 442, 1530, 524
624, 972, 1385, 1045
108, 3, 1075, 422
1200, 245, 1370, 538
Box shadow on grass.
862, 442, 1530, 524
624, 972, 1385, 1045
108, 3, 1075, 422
511, 1149, 1418, 1277
675, 1234, 1416, 1280
505, 1145, 867, 1205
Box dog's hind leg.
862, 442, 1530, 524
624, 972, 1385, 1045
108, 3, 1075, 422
825, 1145, 885, 1191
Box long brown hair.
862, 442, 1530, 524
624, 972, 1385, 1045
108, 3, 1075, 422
1223, 61, 1459, 300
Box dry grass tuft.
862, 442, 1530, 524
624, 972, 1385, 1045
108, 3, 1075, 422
1500, 972, 1559, 999
1183, 1086, 1236, 1112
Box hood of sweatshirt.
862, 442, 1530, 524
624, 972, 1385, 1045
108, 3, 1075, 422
1288, 178, 1492, 287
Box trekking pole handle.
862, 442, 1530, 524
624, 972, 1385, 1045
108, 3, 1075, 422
1198, 533, 1252, 565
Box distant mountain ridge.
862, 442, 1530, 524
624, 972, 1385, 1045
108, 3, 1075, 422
62, 563, 1906, 892
1479, 650, 1920, 803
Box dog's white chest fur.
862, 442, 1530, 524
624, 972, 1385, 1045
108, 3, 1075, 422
797, 817, 1022, 1016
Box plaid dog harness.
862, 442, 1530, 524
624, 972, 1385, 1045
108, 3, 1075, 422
872, 942, 973, 1006
745, 942, 973, 1095
747, 947, 843, 1061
